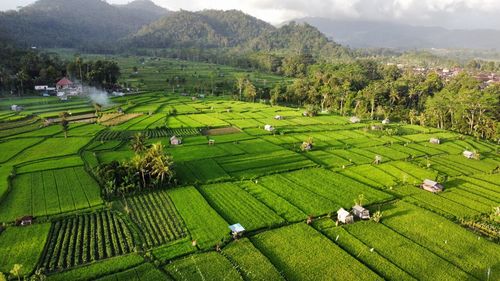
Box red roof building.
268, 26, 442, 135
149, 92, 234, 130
56, 77, 73, 89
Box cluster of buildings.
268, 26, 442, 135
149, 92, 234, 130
35, 77, 83, 100
388, 63, 500, 87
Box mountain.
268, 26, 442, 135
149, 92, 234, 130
128, 10, 275, 48
0, 0, 169, 48
129, 10, 350, 58
294, 17, 500, 50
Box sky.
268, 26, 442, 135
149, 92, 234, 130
1, 0, 500, 30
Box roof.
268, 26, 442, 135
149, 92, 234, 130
56, 77, 73, 86
170, 136, 179, 140
337, 208, 350, 218
229, 223, 245, 233
423, 179, 438, 186
463, 150, 474, 155
352, 205, 366, 212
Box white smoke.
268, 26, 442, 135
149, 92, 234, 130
86, 86, 111, 107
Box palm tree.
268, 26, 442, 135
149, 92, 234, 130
10, 264, 22, 281
130, 133, 147, 154
59, 112, 70, 138
235, 76, 246, 101
16, 70, 28, 96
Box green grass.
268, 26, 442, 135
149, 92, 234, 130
167, 186, 229, 249
46, 254, 144, 281
0, 138, 43, 163
251, 223, 380, 281
314, 219, 415, 281
152, 238, 196, 262
380, 202, 500, 280
0, 223, 51, 276
199, 182, 284, 231
223, 238, 283, 281
344, 221, 474, 281
95, 263, 169, 281
0, 167, 103, 222
164, 252, 242, 281
16, 156, 84, 174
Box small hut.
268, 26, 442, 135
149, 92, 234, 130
337, 208, 354, 224
302, 141, 313, 151
229, 223, 245, 238
274, 115, 284, 120
421, 179, 444, 193
350, 116, 361, 123
382, 118, 390, 124
264, 125, 275, 132
352, 205, 370, 220
208, 139, 215, 146
374, 155, 382, 165
371, 125, 383, 131
463, 150, 475, 159
16, 216, 33, 226
429, 138, 441, 144
170, 136, 182, 145
10, 105, 23, 111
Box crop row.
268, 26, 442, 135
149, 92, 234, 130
40, 211, 134, 272
124, 190, 187, 247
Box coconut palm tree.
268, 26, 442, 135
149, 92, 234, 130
59, 112, 70, 138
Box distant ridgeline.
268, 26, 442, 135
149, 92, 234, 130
0, 0, 352, 61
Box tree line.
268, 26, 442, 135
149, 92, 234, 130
238, 60, 499, 140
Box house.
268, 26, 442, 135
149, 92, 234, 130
16, 216, 33, 226
337, 208, 354, 224
170, 136, 182, 145
35, 85, 49, 91
382, 118, 390, 125
229, 223, 245, 238
56, 77, 73, 90
274, 115, 284, 120
421, 179, 444, 193
208, 139, 215, 146
350, 116, 361, 123
429, 138, 441, 144
463, 150, 475, 159
352, 205, 370, 220
264, 125, 275, 132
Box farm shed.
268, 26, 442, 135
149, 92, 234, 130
170, 136, 182, 145
264, 125, 275, 132
350, 116, 361, 123
208, 139, 215, 145
274, 115, 284, 120
16, 216, 33, 226
421, 179, 444, 193
352, 205, 370, 220
229, 223, 245, 238
463, 150, 475, 159
371, 125, 383, 131
10, 105, 23, 111
337, 208, 354, 224
382, 118, 390, 124
429, 138, 441, 144
302, 141, 313, 151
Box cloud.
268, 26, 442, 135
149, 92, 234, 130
3, 0, 500, 29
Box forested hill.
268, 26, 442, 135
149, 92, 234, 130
128, 10, 275, 48
0, 0, 170, 48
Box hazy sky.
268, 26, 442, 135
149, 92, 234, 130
2, 0, 500, 30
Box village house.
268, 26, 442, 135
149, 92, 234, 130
264, 124, 275, 132
421, 179, 444, 193
56, 77, 74, 90
170, 136, 182, 145
352, 205, 370, 220
337, 208, 354, 224
429, 138, 441, 144
229, 223, 245, 238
